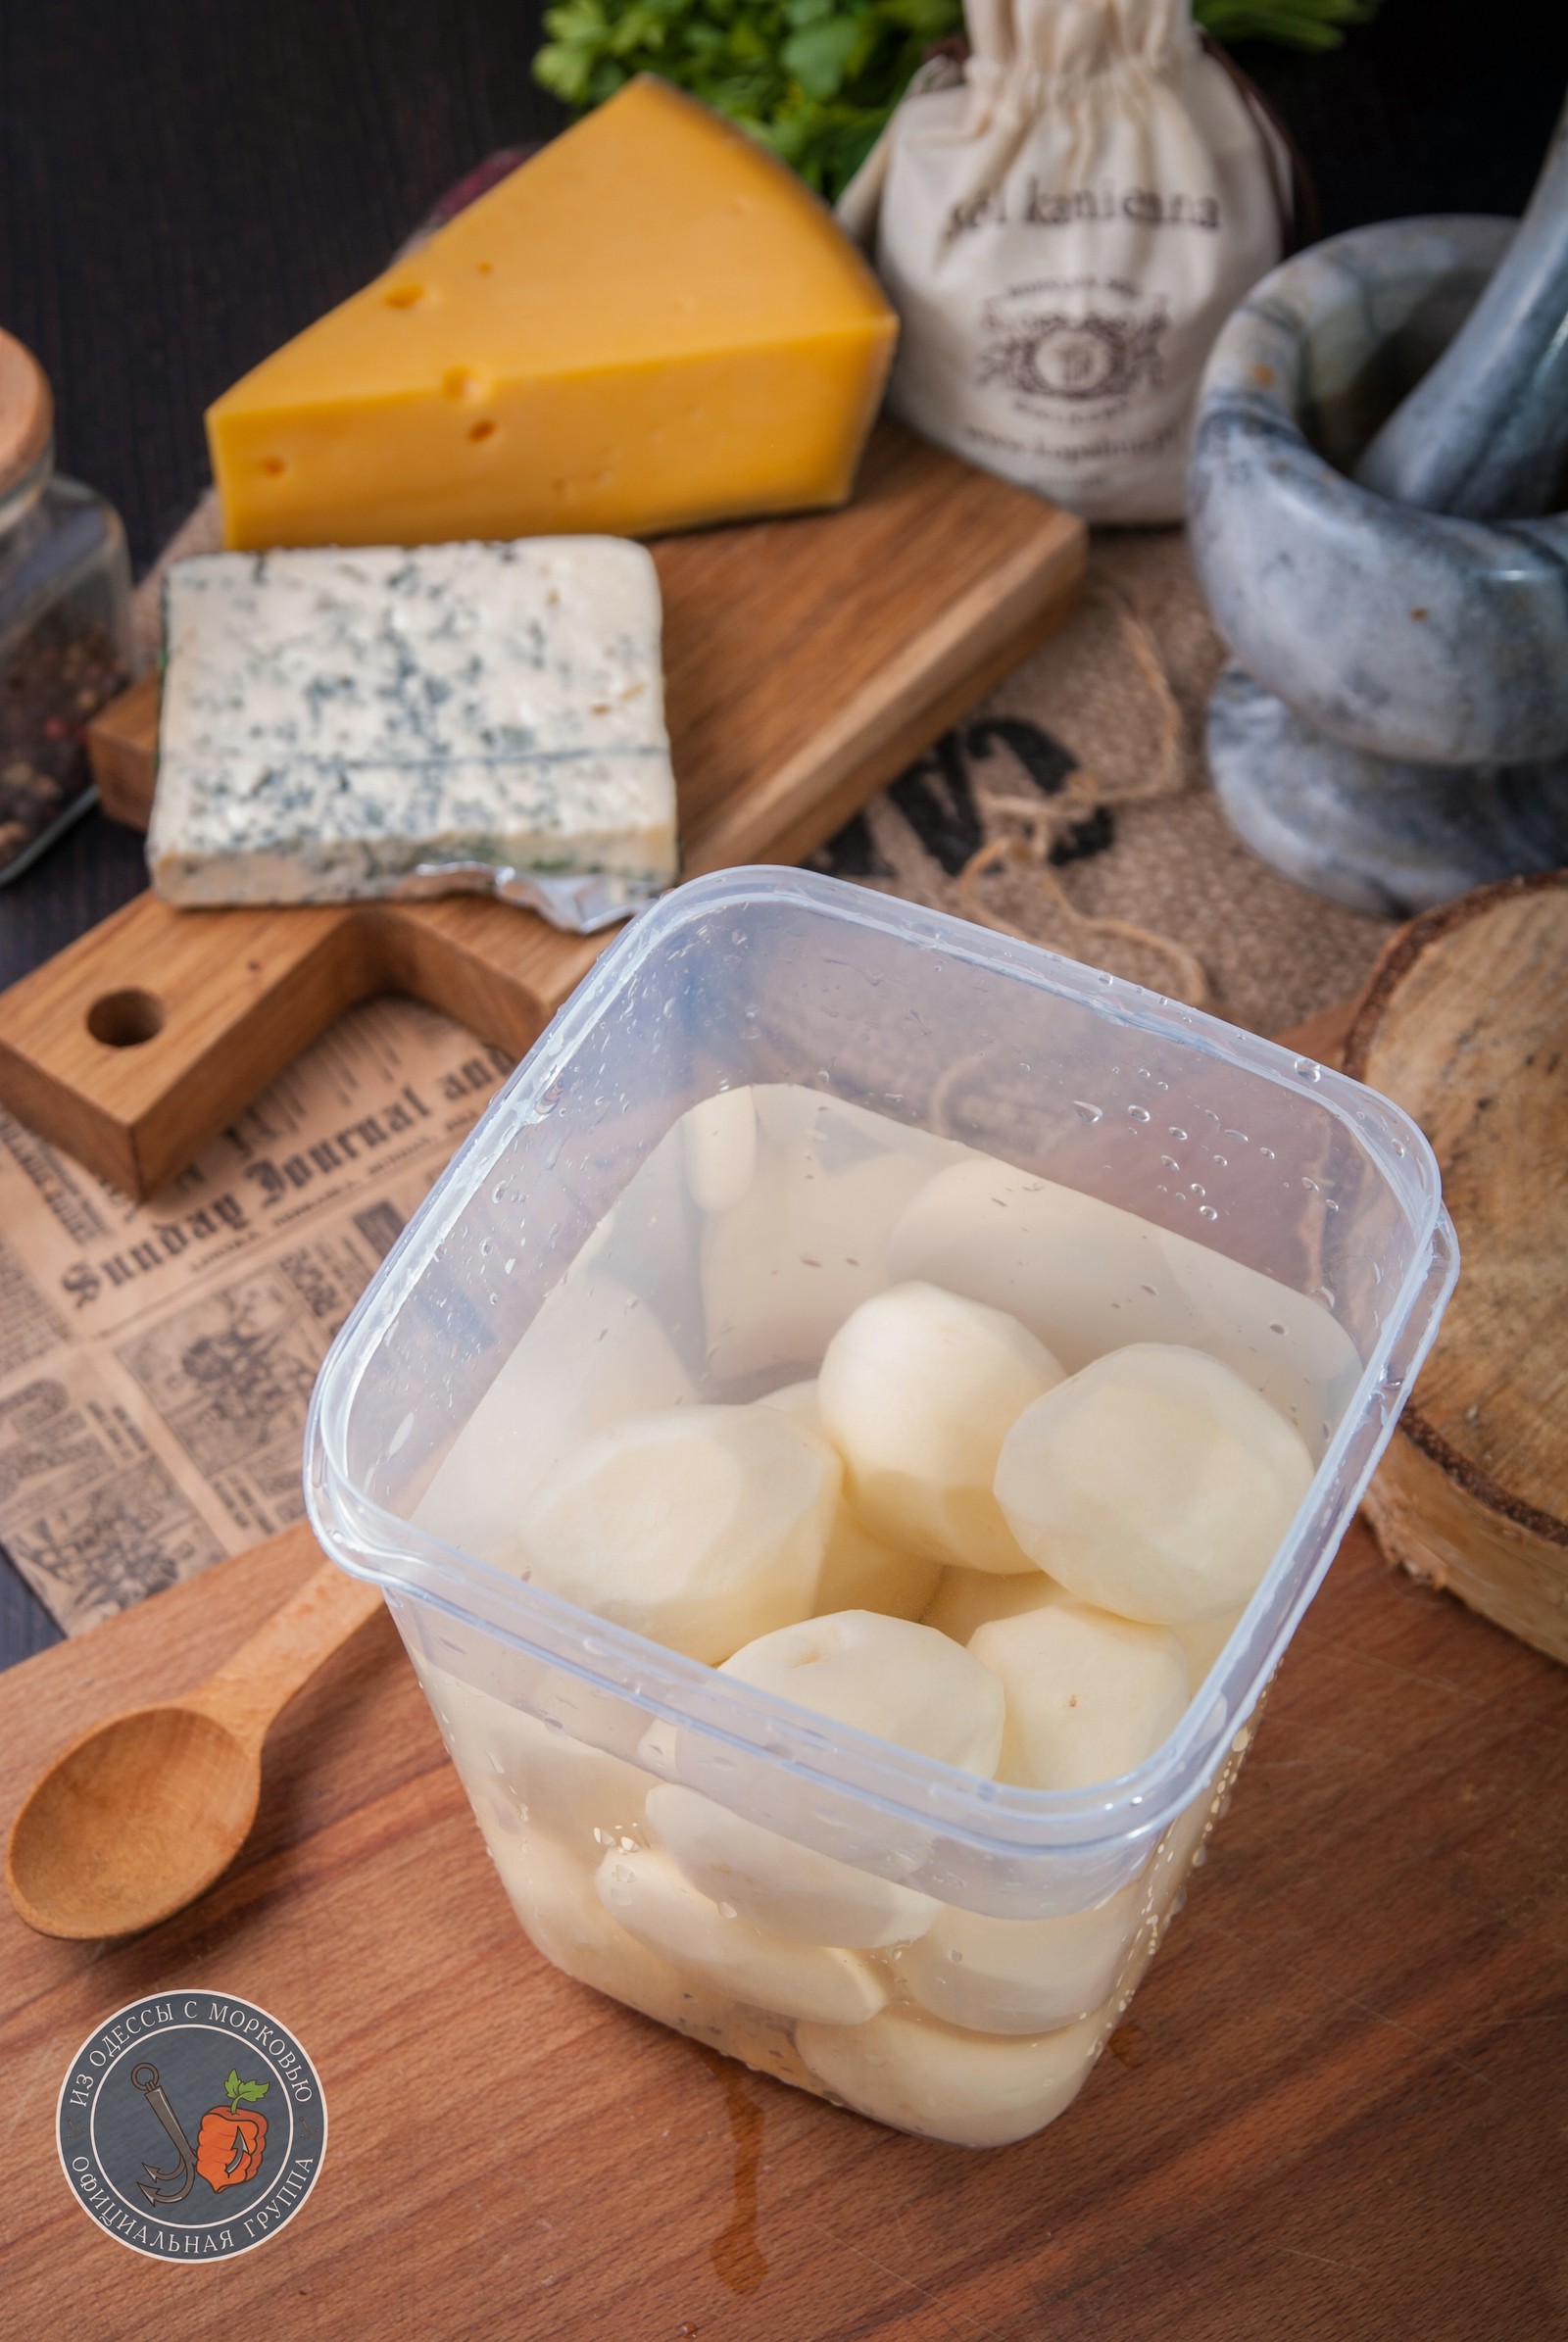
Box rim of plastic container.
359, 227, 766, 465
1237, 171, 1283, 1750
306, 867, 1457, 1867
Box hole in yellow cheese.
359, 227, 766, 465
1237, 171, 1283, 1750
205, 76, 897, 551
468, 418, 497, 443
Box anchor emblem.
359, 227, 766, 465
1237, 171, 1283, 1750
129, 2063, 199, 2206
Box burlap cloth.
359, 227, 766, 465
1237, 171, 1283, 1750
133, 499, 1394, 1038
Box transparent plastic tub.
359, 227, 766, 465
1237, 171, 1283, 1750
306, 867, 1455, 2149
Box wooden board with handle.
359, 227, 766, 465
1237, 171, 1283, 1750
1347, 870, 1568, 1663
3, 1505, 1565, 2341
0, 421, 1083, 1198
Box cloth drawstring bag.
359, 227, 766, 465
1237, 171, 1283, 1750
840, 0, 1292, 522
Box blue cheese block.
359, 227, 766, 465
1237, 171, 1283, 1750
147, 539, 678, 912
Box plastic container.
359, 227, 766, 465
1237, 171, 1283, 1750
306, 868, 1455, 2148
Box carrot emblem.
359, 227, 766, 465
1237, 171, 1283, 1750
196, 2069, 270, 2190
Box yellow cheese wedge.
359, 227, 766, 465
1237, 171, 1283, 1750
207, 77, 898, 550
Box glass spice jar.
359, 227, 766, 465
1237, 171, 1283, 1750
0, 328, 132, 883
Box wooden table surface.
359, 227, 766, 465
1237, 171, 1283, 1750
4, 1510, 1565, 2339
4, 0, 1566, 1671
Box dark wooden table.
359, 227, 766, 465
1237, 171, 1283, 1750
4, 1514, 1566, 2338
3, 0, 1567, 1666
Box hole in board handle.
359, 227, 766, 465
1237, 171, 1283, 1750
87, 989, 166, 1048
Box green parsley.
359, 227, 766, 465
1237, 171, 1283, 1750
224, 2069, 270, 2112
533, 0, 1381, 199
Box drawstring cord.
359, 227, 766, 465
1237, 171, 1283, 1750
956, 579, 1210, 1008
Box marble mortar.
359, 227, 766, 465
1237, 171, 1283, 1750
1186, 218, 1568, 915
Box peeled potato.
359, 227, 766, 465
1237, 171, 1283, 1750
701, 1098, 946, 1381
817, 1283, 1063, 1573
1156, 1226, 1361, 1456
760, 1381, 941, 1621
797, 2003, 1104, 2149
721, 1607, 1006, 1778
523, 1402, 835, 1663
1175, 1606, 1245, 1691
890, 1157, 1363, 1449
490, 1830, 738, 2037
638, 1610, 993, 1951
485, 1807, 821, 2093
995, 1343, 1315, 1624
970, 1599, 1190, 1791
922, 1563, 1058, 1645
814, 1507, 944, 1623
418, 1664, 652, 1862
595, 1844, 887, 2025
414, 1271, 692, 1575
647, 1781, 940, 1949
897, 1880, 1144, 2035
682, 1086, 758, 1213
888, 1159, 1176, 1373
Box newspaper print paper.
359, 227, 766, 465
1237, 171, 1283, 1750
0, 997, 512, 1633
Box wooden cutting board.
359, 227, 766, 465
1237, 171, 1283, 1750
0, 421, 1083, 1198
4, 1511, 1565, 2340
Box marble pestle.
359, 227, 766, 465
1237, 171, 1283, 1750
1356, 96, 1568, 521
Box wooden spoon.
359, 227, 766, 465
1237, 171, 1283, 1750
5, 1560, 383, 1941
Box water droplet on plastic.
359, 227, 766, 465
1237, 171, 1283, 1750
1199, 1203, 1218, 1220
1212, 1153, 1227, 1169
1168, 1126, 1188, 1142
1259, 1146, 1275, 1160
1190, 1183, 1205, 1199
1072, 1100, 1103, 1124
717, 1901, 738, 1922
1128, 1105, 1151, 1124
1160, 1153, 1180, 1171
1294, 1057, 1322, 1082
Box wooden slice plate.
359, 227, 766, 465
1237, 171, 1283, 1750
0, 421, 1084, 1198
1346, 870, 1568, 1663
